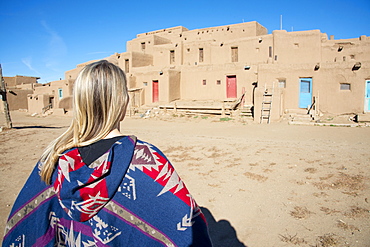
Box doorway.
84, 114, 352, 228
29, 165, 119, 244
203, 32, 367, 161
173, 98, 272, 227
299, 78, 312, 109
226, 75, 237, 98
152, 80, 159, 103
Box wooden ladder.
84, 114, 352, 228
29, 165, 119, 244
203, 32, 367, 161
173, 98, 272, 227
260, 83, 274, 124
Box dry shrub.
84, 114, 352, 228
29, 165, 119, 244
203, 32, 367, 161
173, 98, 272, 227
279, 233, 307, 245
342, 191, 359, 197
314, 233, 340, 247
343, 206, 370, 218
207, 152, 222, 158
243, 172, 268, 182
313, 173, 366, 191
290, 206, 314, 219
320, 207, 340, 215
334, 173, 366, 190
226, 163, 240, 168
305, 167, 317, 173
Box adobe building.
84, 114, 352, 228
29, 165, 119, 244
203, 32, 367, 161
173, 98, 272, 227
31, 21, 370, 122
2, 75, 40, 111
27, 79, 73, 115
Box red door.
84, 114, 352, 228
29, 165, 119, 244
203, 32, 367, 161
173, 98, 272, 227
152, 80, 159, 103
226, 76, 237, 98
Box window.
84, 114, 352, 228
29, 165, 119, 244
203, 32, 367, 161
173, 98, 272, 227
300, 81, 311, 93
125, 59, 129, 73
199, 48, 204, 63
231, 47, 238, 62
269, 46, 272, 58
216, 80, 221, 85
170, 50, 175, 64
58, 88, 63, 99
340, 83, 351, 90
141, 42, 145, 50
278, 79, 286, 88
202, 80, 206, 85
143, 82, 148, 86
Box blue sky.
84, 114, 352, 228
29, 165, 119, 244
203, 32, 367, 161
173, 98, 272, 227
1, 0, 369, 83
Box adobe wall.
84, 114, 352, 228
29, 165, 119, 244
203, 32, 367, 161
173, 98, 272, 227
32, 80, 72, 111
321, 36, 370, 63
4, 75, 39, 87
3, 77, 16, 87
272, 30, 323, 64
258, 61, 370, 116
129, 70, 163, 105
168, 70, 181, 102
28, 94, 50, 114
180, 64, 257, 103
7, 89, 33, 111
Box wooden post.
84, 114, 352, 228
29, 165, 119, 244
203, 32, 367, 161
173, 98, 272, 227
0, 64, 12, 128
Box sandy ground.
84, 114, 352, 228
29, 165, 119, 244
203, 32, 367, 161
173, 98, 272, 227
0, 111, 369, 247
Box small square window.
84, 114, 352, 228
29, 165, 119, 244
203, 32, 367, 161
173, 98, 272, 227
143, 82, 148, 86
202, 80, 206, 85
340, 83, 351, 90
216, 80, 221, 85
278, 79, 286, 88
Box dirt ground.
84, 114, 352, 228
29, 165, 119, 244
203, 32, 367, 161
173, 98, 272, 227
1, 111, 369, 247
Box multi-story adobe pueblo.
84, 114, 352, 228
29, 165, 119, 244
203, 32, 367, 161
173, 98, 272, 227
2, 75, 39, 111
13, 21, 370, 122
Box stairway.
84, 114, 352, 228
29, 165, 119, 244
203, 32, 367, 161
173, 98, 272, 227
287, 109, 316, 123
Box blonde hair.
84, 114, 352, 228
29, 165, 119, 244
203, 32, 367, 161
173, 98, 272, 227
40, 60, 129, 184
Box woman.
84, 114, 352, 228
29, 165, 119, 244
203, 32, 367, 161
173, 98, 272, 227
3, 60, 212, 246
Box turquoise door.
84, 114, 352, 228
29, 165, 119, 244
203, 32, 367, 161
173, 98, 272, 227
366, 80, 370, 112
299, 78, 312, 109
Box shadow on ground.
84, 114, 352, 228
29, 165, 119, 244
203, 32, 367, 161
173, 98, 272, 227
201, 207, 247, 247
13, 126, 65, 129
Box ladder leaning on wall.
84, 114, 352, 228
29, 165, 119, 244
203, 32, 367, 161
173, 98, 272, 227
260, 83, 274, 124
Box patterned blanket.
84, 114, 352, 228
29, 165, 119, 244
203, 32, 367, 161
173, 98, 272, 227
3, 136, 212, 246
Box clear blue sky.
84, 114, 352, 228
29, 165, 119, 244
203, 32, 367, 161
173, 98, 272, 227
1, 0, 369, 83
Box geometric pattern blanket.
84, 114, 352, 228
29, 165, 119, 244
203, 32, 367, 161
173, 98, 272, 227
3, 136, 212, 246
